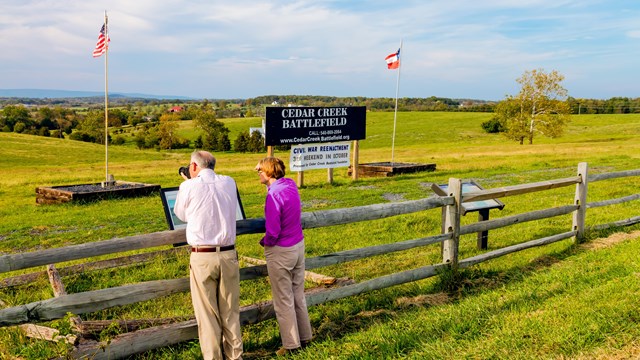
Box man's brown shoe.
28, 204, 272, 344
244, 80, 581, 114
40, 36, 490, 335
300, 339, 312, 348
276, 347, 300, 356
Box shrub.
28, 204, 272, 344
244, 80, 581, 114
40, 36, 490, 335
248, 130, 265, 152
194, 135, 203, 149
112, 135, 126, 145
50, 130, 64, 139
234, 132, 250, 152
216, 132, 231, 151
13, 122, 26, 133
69, 131, 97, 143
481, 118, 505, 133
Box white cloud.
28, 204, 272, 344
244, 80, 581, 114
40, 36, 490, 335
627, 30, 640, 38
1, 0, 639, 99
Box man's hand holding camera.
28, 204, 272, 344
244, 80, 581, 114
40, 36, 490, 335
179, 165, 191, 180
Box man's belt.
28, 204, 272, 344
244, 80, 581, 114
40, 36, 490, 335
191, 245, 235, 252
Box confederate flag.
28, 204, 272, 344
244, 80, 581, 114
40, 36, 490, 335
385, 48, 400, 69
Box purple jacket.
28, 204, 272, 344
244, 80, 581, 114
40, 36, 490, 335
261, 177, 304, 247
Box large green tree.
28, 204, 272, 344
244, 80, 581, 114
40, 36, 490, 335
1, 105, 32, 132
158, 113, 180, 149
495, 69, 571, 144
192, 110, 230, 152
71, 111, 106, 144
158, 113, 189, 149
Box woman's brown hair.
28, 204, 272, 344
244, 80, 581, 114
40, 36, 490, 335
257, 157, 285, 179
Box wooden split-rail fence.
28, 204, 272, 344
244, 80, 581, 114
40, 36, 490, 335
0, 162, 639, 359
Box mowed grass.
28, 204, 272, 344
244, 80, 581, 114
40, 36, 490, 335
0, 112, 640, 359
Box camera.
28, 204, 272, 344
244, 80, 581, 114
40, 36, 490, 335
178, 166, 191, 179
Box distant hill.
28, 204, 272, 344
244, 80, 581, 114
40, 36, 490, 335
0, 88, 193, 100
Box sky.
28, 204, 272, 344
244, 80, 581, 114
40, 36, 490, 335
1, 0, 639, 101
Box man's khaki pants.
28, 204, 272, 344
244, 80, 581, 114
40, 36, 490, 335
190, 250, 243, 360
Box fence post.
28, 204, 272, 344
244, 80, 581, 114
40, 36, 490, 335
297, 171, 304, 188
442, 178, 462, 267
352, 140, 359, 180
572, 162, 588, 243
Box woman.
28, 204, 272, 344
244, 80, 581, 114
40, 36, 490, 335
255, 157, 313, 356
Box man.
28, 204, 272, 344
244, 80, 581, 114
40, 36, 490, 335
174, 150, 243, 360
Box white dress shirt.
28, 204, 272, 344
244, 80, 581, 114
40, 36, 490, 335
173, 168, 238, 247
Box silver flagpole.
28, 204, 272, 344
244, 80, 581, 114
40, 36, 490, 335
103, 10, 110, 186
391, 40, 402, 165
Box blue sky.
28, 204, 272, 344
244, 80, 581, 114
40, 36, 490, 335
1, 0, 639, 100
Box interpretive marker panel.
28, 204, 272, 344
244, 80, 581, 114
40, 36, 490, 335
435, 181, 504, 215
160, 187, 246, 230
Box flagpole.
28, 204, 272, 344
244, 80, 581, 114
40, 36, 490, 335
391, 40, 402, 165
103, 10, 110, 186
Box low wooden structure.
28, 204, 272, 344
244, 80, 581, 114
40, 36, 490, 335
35, 181, 160, 204
348, 161, 436, 177
1, 162, 639, 359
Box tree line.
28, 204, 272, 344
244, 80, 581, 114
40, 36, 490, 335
2, 95, 496, 116
566, 97, 640, 114
2, 88, 640, 150
4, 94, 640, 117
0, 102, 275, 153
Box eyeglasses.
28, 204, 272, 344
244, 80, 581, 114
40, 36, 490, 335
256, 169, 263, 174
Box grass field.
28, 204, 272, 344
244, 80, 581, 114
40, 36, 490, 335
1, 112, 640, 359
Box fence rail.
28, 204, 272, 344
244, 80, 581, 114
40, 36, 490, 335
461, 176, 582, 203
0, 197, 451, 274
1, 162, 639, 359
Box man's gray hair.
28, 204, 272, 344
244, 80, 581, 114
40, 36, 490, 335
191, 150, 216, 170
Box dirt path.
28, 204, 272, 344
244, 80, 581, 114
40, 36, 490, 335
580, 230, 640, 250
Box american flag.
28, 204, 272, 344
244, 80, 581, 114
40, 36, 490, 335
92, 23, 109, 58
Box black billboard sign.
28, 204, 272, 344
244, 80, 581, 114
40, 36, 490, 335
265, 106, 366, 146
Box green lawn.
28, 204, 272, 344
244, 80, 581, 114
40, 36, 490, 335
1, 112, 640, 359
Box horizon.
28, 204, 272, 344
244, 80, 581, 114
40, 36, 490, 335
0, 88, 497, 101
1, 88, 637, 103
